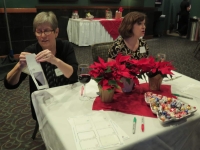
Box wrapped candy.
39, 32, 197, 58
144, 92, 197, 124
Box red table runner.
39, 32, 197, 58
98, 19, 122, 40
92, 83, 176, 118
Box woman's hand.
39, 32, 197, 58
36, 49, 58, 64
19, 52, 31, 70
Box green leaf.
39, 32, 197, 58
94, 76, 103, 83
108, 80, 118, 86
105, 66, 112, 73
125, 78, 131, 84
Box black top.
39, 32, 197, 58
4, 39, 78, 120
108, 36, 149, 60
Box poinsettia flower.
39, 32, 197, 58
119, 7, 123, 12
115, 53, 130, 63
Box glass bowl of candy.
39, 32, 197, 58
144, 92, 197, 124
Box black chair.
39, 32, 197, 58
91, 42, 113, 62
31, 120, 39, 140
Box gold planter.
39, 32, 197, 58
100, 88, 114, 103
148, 74, 163, 91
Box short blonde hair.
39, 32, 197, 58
33, 11, 58, 32
118, 11, 146, 39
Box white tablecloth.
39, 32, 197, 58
67, 18, 114, 46
32, 71, 200, 150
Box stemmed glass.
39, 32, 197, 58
157, 53, 166, 62
78, 64, 91, 100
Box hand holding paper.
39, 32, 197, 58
35, 49, 57, 64
25, 54, 49, 90
19, 52, 31, 70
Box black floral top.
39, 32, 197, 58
108, 36, 149, 60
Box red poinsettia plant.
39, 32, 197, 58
114, 53, 153, 85
145, 56, 175, 79
89, 55, 132, 90
89, 53, 175, 90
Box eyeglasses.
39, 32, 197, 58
35, 30, 54, 36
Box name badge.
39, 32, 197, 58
140, 46, 146, 53
55, 68, 63, 76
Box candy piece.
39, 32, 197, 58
166, 114, 171, 119
164, 106, 169, 111
152, 94, 157, 97
185, 110, 188, 114
153, 106, 158, 111
170, 108, 175, 112
157, 94, 163, 99
176, 101, 182, 108
169, 112, 175, 118
162, 111, 167, 116
187, 105, 191, 110
160, 115, 166, 121
146, 92, 152, 96
149, 98, 155, 103
171, 102, 176, 108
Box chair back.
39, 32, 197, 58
91, 42, 113, 62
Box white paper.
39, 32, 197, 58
22, 66, 30, 75
26, 54, 49, 90
68, 112, 124, 150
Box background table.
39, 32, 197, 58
32, 71, 200, 150
67, 18, 122, 46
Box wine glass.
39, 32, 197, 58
78, 64, 91, 100
157, 53, 166, 62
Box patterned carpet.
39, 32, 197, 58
0, 78, 45, 150
0, 36, 199, 150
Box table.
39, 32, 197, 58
32, 71, 200, 150
67, 18, 122, 46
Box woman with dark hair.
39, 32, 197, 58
178, 1, 191, 37
108, 11, 149, 61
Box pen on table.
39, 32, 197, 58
172, 93, 193, 100
81, 86, 84, 96
133, 117, 137, 134
163, 76, 182, 81
141, 117, 144, 132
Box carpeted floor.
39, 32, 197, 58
0, 35, 200, 150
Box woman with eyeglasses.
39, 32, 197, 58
4, 11, 78, 122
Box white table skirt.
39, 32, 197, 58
67, 18, 114, 46
32, 71, 200, 150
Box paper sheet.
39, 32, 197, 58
25, 54, 49, 90
68, 112, 127, 150
22, 66, 30, 75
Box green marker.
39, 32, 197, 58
172, 93, 193, 100
133, 117, 137, 134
